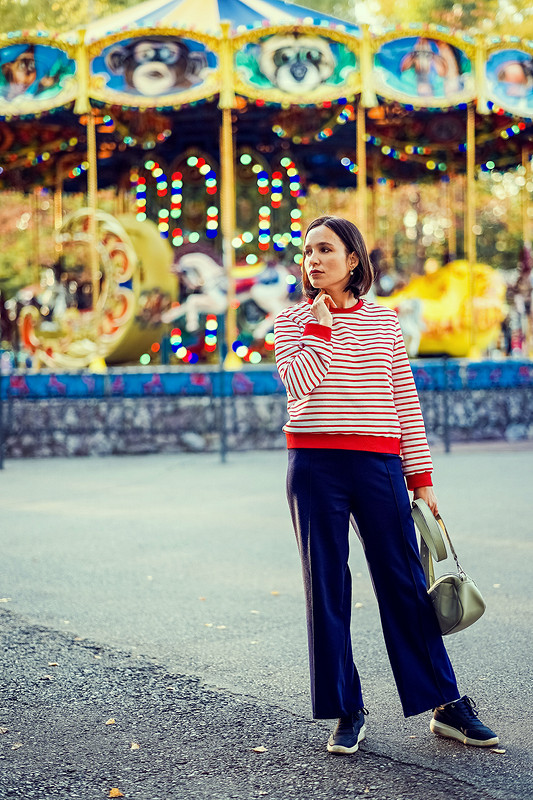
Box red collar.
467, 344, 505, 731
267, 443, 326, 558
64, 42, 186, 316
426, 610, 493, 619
307, 298, 363, 314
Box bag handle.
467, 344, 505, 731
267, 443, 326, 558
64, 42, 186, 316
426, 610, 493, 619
411, 499, 447, 561
419, 536, 435, 588
412, 500, 467, 588
435, 515, 467, 578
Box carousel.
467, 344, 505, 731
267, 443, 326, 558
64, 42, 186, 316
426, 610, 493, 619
0, 0, 532, 368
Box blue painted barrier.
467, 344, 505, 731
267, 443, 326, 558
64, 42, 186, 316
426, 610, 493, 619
1, 360, 532, 400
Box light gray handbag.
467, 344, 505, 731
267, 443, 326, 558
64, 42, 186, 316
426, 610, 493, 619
411, 499, 486, 636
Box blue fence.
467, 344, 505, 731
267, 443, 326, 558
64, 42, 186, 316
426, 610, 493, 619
1, 359, 532, 465
2, 359, 533, 399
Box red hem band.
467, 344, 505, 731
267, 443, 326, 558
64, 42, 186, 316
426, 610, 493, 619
285, 433, 432, 489
285, 432, 401, 454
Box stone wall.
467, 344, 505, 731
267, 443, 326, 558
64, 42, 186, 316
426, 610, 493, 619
1, 387, 532, 459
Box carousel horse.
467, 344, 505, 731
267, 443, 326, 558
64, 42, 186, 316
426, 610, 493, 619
366, 286, 424, 357
394, 297, 425, 357
161, 251, 227, 331
162, 250, 295, 338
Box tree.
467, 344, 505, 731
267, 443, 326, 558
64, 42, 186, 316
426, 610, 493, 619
1, 0, 531, 37
0, 0, 134, 34
302, 0, 533, 37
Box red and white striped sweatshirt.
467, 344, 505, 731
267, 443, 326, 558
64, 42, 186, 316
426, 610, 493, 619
274, 298, 433, 490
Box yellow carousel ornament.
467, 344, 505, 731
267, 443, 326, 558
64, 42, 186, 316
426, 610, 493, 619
378, 259, 507, 358
19, 209, 174, 368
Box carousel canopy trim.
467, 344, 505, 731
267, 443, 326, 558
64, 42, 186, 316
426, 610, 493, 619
1, 23, 532, 118
72, 0, 359, 43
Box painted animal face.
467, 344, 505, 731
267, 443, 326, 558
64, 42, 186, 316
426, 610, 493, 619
2, 49, 37, 97
105, 38, 207, 96
497, 60, 533, 97
259, 36, 335, 93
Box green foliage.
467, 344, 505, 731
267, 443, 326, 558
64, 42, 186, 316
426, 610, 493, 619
2, 0, 531, 38
302, 0, 533, 37
0, 0, 136, 34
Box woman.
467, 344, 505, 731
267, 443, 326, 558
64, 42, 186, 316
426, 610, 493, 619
274, 215, 498, 754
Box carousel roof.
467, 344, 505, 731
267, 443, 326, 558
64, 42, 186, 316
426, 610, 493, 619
75, 0, 358, 42
0, 0, 532, 190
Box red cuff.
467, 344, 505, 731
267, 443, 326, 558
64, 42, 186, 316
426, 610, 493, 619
303, 322, 332, 341
406, 471, 433, 490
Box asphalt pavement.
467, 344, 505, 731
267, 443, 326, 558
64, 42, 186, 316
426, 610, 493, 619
0, 445, 532, 800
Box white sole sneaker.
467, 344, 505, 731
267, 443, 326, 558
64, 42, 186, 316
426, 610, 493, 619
327, 723, 366, 754
430, 718, 499, 747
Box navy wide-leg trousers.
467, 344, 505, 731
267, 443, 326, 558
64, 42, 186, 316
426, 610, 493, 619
286, 448, 460, 719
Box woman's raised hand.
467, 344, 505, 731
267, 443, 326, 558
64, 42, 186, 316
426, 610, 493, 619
311, 290, 336, 327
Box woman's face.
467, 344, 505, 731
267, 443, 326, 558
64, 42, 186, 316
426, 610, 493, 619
304, 224, 356, 295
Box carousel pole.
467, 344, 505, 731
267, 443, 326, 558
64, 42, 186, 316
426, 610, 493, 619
466, 103, 476, 353
522, 147, 532, 356
32, 189, 41, 284
356, 24, 376, 242
384, 179, 394, 267
54, 162, 63, 233
447, 173, 456, 261
86, 0, 99, 308
218, 20, 240, 369
86, 110, 100, 307
369, 151, 377, 249
522, 146, 531, 251
356, 103, 368, 240
74, 28, 99, 308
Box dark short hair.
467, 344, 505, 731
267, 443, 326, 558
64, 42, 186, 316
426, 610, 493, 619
301, 216, 374, 300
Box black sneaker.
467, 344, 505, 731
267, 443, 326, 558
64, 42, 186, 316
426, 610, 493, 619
430, 696, 499, 747
327, 708, 368, 754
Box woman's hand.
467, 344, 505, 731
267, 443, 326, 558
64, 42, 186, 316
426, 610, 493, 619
413, 485, 439, 517
310, 290, 336, 327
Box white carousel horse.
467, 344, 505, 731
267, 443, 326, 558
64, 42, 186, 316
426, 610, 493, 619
161, 250, 294, 338
367, 286, 424, 357
395, 297, 425, 357
161, 252, 227, 331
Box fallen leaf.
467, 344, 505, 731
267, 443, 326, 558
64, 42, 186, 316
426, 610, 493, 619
204, 623, 213, 627
270, 591, 280, 596
0, 728, 8, 735
11, 743, 23, 750
108, 790, 124, 798
493, 584, 501, 589
130, 742, 140, 751
491, 748, 506, 754
105, 719, 116, 726
198, 596, 206, 601
48, 662, 59, 667
253, 746, 267, 753
0, 598, 12, 603
74, 636, 84, 642
165, 686, 176, 691
354, 602, 364, 609
250, 610, 259, 615
216, 625, 226, 630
